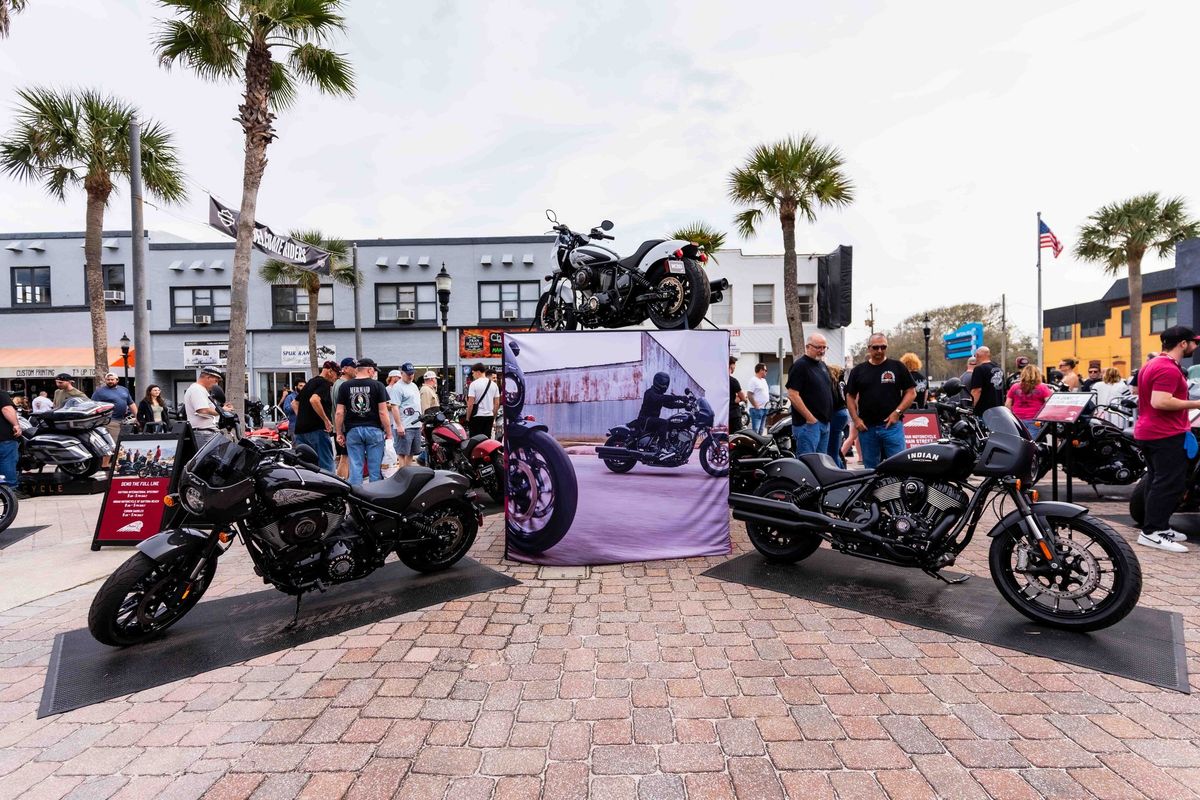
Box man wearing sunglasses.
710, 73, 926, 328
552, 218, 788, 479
846, 333, 916, 468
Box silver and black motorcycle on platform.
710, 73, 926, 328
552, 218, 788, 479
596, 389, 729, 477
534, 210, 728, 331
19, 399, 116, 478
88, 417, 482, 646
730, 405, 1142, 632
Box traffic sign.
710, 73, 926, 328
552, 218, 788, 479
943, 322, 984, 360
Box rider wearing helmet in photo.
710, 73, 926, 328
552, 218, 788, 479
638, 372, 690, 457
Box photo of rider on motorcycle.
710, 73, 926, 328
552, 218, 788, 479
638, 373, 689, 459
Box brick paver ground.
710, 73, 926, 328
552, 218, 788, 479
0, 490, 1198, 799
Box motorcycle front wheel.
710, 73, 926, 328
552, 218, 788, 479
0, 485, 17, 534
699, 433, 729, 477
398, 502, 478, 573
647, 258, 709, 330
600, 432, 637, 473
88, 550, 216, 646
506, 429, 578, 553
534, 292, 578, 331
745, 479, 823, 563
988, 513, 1141, 632
59, 457, 101, 479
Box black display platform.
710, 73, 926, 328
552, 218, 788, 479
0, 525, 48, 549
18, 472, 108, 496
703, 551, 1189, 693
39, 557, 519, 717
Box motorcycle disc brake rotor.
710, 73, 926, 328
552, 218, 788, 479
708, 440, 729, 467
428, 510, 466, 554
1018, 537, 1102, 600
653, 275, 685, 315
506, 446, 554, 532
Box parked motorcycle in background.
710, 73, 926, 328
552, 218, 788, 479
596, 389, 729, 477
419, 403, 504, 502
19, 399, 116, 478
1033, 397, 1144, 488
534, 210, 727, 332
503, 340, 579, 553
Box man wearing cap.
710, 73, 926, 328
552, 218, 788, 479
1133, 326, 1200, 553
293, 361, 338, 472
389, 363, 423, 468
1006, 356, 1031, 391
52, 374, 87, 409
332, 357, 357, 479
185, 368, 228, 443
420, 371, 441, 413
335, 358, 391, 486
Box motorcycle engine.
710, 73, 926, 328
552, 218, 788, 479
873, 478, 967, 545
254, 503, 345, 550
285, 520, 379, 587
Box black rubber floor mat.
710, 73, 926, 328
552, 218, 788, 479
0, 525, 48, 549
39, 557, 519, 717
703, 551, 1189, 693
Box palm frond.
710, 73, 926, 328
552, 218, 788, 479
273, 0, 349, 38
0, 0, 29, 38
286, 43, 355, 96
138, 119, 189, 205
733, 208, 763, 239
1076, 192, 1200, 273
669, 221, 726, 264
268, 60, 299, 110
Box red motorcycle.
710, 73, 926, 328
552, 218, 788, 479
420, 406, 504, 502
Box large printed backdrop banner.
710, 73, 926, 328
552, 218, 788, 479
504, 330, 731, 566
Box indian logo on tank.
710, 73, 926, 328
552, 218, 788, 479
270, 488, 327, 506
907, 450, 940, 461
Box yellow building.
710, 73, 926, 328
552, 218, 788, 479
1042, 268, 1176, 378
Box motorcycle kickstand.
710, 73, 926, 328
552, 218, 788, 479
925, 569, 970, 585
283, 594, 304, 630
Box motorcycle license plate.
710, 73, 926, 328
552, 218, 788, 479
479, 464, 494, 476
667, 259, 685, 274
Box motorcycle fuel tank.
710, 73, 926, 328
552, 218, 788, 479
569, 245, 619, 268
876, 442, 974, 481
258, 464, 351, 507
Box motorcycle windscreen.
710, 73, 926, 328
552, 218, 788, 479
981, 406, 1029, 440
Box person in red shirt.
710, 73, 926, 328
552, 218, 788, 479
1133, 325, 1200, 552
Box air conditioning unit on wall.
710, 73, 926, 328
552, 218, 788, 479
397, 309, 416, 321
102, 290, 125, 303
295, 312, 310, 322
193, 315, 212, 325
502, 309, 518, 320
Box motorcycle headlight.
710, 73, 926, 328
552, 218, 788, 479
182, 485, 205, 514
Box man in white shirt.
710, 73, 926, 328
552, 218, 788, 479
184, 368, 228, 441
465, 362, 499, 438
31, 391, 53, 415
388, 364, 424, 468
746, 362, 771, 433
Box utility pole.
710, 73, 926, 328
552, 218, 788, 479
351, 243, 362, 359
865, 303, 876, 335
1001, 294, 1008, 373
129, 116, 150, 394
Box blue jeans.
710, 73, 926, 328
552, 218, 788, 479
1022, 420, 1040, 439
793, 422, 830, 456
858, 423, 907, 469
827, 408, 850, 468
295, 430, 334, 474
0, 440, 17, 488
346, 426, 385, 486
748, 407, 768, 434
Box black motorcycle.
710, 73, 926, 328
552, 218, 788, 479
596, 389, 729, 477
730, 405, 1142, 632
534, 210, 727, 331
1034, 397, 1144, 487
502, 339, 579, 554
729, 426, 789, 493
88, 428, 482, 646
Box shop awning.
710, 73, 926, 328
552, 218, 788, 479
0, 347, 135, 379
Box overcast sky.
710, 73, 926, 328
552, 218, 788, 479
2, 1, 1197, 348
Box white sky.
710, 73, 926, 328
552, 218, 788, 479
2, 0, 1197, 348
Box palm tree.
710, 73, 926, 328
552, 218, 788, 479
0, 0, 29, 38
728, 134, 855, 356
0, 87, 186, 379
260, 230, 359, 375
1076, 193, 1200, 367
155, 0, 355, 413
669, 221, 726, 265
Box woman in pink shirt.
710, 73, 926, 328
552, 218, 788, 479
1005, 365, 1052, 437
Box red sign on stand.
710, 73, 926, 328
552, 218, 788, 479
902, 411, 942, 448
92, 431, 186, 548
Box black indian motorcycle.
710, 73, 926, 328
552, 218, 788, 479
730, 405, 1142, 632
503, 339, 579, 553
596, 389, 729, 477
88, 428, 482, 646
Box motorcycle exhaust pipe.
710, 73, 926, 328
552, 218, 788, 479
596, 446, 642, 460
729, 493, 878, 535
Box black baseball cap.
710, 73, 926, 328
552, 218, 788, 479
54, 372, 73, 381
1160, 326, 1200, 348
339, 357, 357, 369
356, 357, 378, 369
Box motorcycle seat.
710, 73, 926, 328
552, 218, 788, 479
616, 239, 666, 272
351, 466, 435, 510
734, 428, 773, 446
799, 453, 870, 485
464, 434, 489, 453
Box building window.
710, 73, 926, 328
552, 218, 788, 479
171, 287, 231, 326
1121, 309, 1130, 338
797, 284, 816, 324
1150, 302, 1177, 333
83, 264, 127, 304
272, 285, 334, 325
1079, 319, 1105, 338
709, 286, 732, 326
1049, 324, 1072, 341
12, 266, 51, 305
376, 283, 436, 324
479, 281, 539, 322
752, 284, 774, 324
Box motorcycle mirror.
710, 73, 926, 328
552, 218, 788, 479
546, 209, 558, 223
600, 219, 614, 231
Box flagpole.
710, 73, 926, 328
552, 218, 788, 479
1037, 211, 1044, 376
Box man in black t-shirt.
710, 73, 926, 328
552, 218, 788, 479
846, 333, 917, 468
786, 334, 833, 455
729, 357, 746, 433
969, 346, 1005, 414
0, 390, 21, 492
335, 358, 392, 486
293, 360, 338, 473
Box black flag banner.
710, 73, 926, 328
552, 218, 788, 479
208, 196, 331, 274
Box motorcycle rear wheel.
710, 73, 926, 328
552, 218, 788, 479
699, 434, 729, 477
0, 485, 17, 534
398, 502, 478, 573
600, 433, 637, 473
88, 550, 215, 647
988, 513, 1141, 632
59, 457, 101, 479
534, 293, 578, 331
745, 479, 823, 563
647, 258, 709, 330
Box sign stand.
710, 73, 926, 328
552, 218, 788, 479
1034, 392, 1095, 503
90, 424, 192, 550
1049, 427, 1059, 501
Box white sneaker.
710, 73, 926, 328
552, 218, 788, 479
1160, 529, 1189, 542
1138, 532, 1189, 553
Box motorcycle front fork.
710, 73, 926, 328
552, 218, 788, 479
1007, 485, 1062, 572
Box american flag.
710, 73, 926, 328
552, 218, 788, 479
1039, 220, 1063, 258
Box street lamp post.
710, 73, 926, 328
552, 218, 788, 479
922, 315, 931, 380
435, 263, 452, 404
119, 332, 131, 388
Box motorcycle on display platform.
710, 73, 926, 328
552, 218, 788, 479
419, 404, 505, 502
596, 389, 729, 478
1128, 406, 1200, 526
19, 399, 116, 479
88, 414, 482, 647
534, 210, 728, 332
730, 404, 1142, 632
502, 340, 578, 554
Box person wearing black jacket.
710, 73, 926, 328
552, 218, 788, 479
136, 385, 170, 433
638, 372, 689, 457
